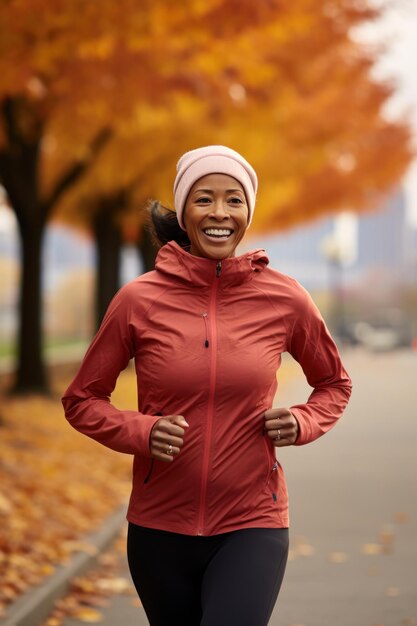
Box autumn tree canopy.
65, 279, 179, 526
1, 0, 292, 391
0, 0, 413, 392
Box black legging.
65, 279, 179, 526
127, 522, 289, 626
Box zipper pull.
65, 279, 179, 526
216, 260, 222, 277
202, 312, 209, 348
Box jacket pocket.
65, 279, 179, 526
262, 435, 279, 502
143, 458, 155, 484
267, 460, 279, 503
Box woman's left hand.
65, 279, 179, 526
264, 408, 299, 447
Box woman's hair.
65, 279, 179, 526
147, 200, 191, 250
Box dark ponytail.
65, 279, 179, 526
146, 200, 191, 251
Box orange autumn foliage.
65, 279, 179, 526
0, 0, 411, 234
0, 0, 413, 392
0, 367, 133, 617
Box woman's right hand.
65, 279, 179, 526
150, 415, 189, 462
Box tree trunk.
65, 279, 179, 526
94, 209, 122, 330
13, 221, 49, 393
0, 98, 112, 394
0, 99, 49, 394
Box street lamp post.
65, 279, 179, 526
320, 212, 358, 342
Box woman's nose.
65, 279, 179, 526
209, 201, 229, 220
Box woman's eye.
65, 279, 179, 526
229, 197, 243, 204
196, 197, 211, 204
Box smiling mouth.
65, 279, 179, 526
203, 228, 234, 240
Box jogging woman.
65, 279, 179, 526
62, 145, 352, 626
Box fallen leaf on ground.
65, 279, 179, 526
96, 577, 131, 593
362, 543, 382, 555
386, 587, 400, 597
291, 535, 315, 558
0, 493, 13, 515
379, 525, 395, 553
72, 607, 103, 622
62, 541, 99, 556
41, 530, 136, 625
327, 551, 348, 563
0, 368, 133, 610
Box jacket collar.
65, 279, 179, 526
155, 241, 269, 288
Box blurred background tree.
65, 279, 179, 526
0, 0, 412, 393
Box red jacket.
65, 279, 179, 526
62, 241, 351, 536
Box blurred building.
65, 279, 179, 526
247, 188, 414, 292
355, 190, 407, 276
247, 215, 334, 290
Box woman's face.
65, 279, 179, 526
183, 173, 249, 260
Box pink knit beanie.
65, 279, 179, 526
173, 145, 258, 231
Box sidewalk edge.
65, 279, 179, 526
1, 506, 127, 626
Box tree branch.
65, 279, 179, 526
42, 126, 113, 216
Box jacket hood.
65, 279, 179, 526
155, 241, 269, 287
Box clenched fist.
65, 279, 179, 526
150, 415, 189, 462
264, 408, 299, 447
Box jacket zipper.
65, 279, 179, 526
197, 261, 221, 534
202, 313, 209, 348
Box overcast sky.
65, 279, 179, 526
358, 0, 417, 224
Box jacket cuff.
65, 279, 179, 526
133, 413, 162, 457
289, 408, 310, 446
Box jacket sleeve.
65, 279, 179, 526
61, 285, 160, 457
286, 284, 352, 446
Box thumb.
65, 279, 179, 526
171, 415, 190, 428
264, 407, 291, 421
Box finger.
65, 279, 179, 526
265, 427, 281, 440
265, 419, 293, 432
151, 449, 175, 463
157, 422, 186, 437
264, 407, 292, 422
266, 429, 286, 442
264, 419, 283, 431
151, 444, 180, 461
151, 440, 180, 457
151, 433, 184, 448
273, 437, 295, 448
265, 422, 293, 438
266, 422, 296, 436
154, 441, 181, 456
266, 425, 297, 442
170, 415, 190, 429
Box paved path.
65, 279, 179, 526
59, 348, 417, 625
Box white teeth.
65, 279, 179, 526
204, 228, 233, 236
